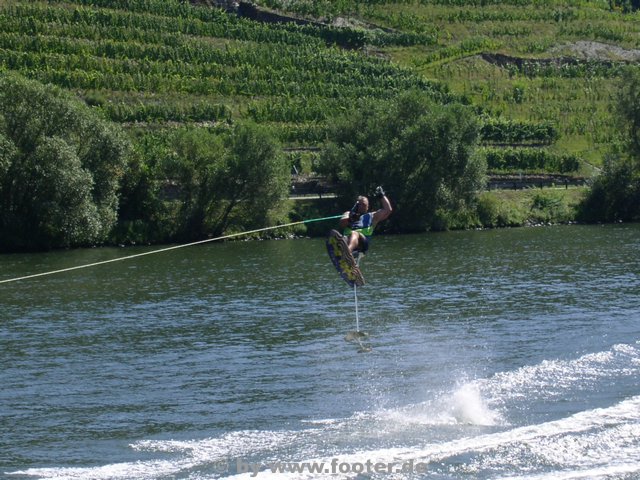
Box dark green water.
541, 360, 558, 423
2, 224, 639, 479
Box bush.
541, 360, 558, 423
483, 147, 581, 173
580, 154, 640, 222
476, 192, 527, 227
529, 190, 574, 223
481, 118, 559, 145
0, 73, 130, 251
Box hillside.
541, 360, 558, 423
252, 0, 640, 173
0, 1, 445, 141
2, 0, 636, 181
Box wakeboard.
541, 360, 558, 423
326, 229, 365, 287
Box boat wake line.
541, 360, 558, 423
9, 342, 640, 479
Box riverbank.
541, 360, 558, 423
101, 186, 591, 248
290, 187, 590, 238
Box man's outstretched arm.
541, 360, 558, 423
373, 186, 392, 225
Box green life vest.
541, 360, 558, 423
343, 212, 374, 237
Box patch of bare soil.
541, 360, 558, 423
550, 41, 640, 61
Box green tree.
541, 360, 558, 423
0, 73, 130, 251
320, 91, 485, 232
113, 131, 176, 244
160, 128, 227, 240
580, 68, 640, 222
215, 122, 291, 235
117, 123, 290, 242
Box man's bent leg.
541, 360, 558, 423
347, 231, 363, 253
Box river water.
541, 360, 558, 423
1, 224, 639, 480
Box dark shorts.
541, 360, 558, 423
358, 234, 370, 254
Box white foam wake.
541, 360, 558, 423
226, 395, 640, 479
478, 342, 640, 405
9, 343, 640, 480
8, 430, 305, 480
14, 395, 638, 479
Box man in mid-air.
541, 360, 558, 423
339, 186, 392, 257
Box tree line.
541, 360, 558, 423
1, 70, 639, 251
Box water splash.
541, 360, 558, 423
449, 383, 502, 426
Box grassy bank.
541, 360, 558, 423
477, 186, 589, 227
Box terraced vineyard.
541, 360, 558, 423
2, 0, 634, 182
0, 0, 447, 148
255, 0, 640, 175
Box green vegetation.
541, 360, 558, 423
478, 188, 588, 227
579, 67, 640, 221
258, 0, 639, 164
0, 73, 129, 251
320, 91, 485, 232
0, 0, 638, 250
0, 0, 444, 135
114, 123, 291, 245
482, 147, 581, 174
